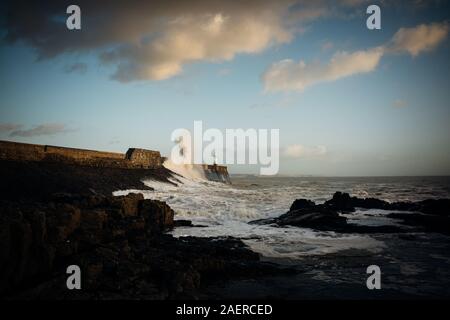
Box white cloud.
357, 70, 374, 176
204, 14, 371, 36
263, 22, 449, 92
3, 0, 373, 82
387, 22, 449, 56
263, 47, 383, 92
101, 10, 294, 81
4, 0, 301, 82
284, 144, 327, 158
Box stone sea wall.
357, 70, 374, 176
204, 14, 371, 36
0, 140, 230, 182
125, 148, 162, 168
0, 140, 162, 169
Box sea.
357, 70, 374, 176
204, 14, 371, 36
114, 175, 450, 261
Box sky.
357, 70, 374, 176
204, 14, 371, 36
0, 0, 449, 176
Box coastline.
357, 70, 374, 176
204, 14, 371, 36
0, 159, 289, 299
1, 157, 450, 299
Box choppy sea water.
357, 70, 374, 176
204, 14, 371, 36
114, 175, 450, 260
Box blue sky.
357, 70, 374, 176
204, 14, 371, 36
0, 0, 449, 176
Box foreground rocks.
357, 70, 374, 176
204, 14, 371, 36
0, 159, 293, 299
0, 193, 171, 296
250, 192, 450, 235
0, 192, 286, 299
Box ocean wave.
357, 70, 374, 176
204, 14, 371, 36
114, 175, 449, 259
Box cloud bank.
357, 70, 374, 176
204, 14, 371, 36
263, 22, 449, 92
1, 0, 372, 82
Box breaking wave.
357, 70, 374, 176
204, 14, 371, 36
115, 174, 440, 259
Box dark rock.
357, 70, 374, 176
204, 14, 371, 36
324, 192, 391, 211
139, 199, 174, 234
249, 206, 341, 230
0, 193, 175, 296
276, 205, 348, 230
354, 197, 390, 210
109, 193, 144, 217
250, 191, 450, 234
173, 220, 193, 227
325, 191, 450, 216
0, 160, 176, 201
416, 199, 450, 216
0, 159, 292, 300
387, 212, 450, 235
0, 192, 289, 299
289, 199, 316, 211
324, 192, 356, 212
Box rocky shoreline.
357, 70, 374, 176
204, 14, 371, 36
0, 160, 290, 299
2, 159, 450, 299
251, 191, 450, 235
1, 190, 296, 299
0, 160, 172, 200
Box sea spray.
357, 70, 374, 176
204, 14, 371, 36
163, 159, 207, 180
114, 176, 450, 260
114, 176, 388, 260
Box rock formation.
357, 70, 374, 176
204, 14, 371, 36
0, 155, 281, 299
251, 192, 450, 234
0, 190, 290, 299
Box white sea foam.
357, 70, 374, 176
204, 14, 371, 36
340, 209, 409, 227
114, 174, 391, 259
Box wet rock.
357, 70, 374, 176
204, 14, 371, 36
1, 192, 290, 300
81, 210, 107, 230
414, 199, 450, 216
289, 199, 316, 211
276, 205, 348, 230
324, 192, 357, 212
387, 212, 450, 235
323, 191, 394, 211
0, 160, 176, 200
173, 220, 193, 227
109, 193, 143, 217
325, 191, 450, 216
0, 193, 176, 296
0, 159, 292, 299
249, 192, 446, 234
139, 199, 174, 235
